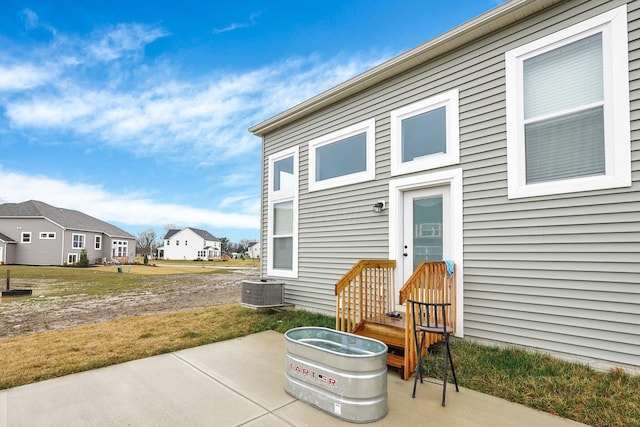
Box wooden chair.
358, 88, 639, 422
409, 300, 459, 406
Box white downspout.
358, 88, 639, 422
61, 229, 66, 265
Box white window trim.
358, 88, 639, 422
308, 118, 376, 192
39, 232, 56, 239
95, 235, 102, 250
267, 146, 299, 278
112, 240, 129, 257
505, 5, 630, 199
390, 89, 460, 176
21, 232, 31, 244
67, 253, 78, 264
72, 233, 86, 249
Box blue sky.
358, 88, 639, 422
0, 0, 505, 243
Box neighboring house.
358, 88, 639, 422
0, 232, 16, 265
0, 200, 136, 265
250, 0, 639, 374
247, 241, 260, 258
157, 228, 221, 260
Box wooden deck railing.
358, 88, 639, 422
335, 260, 396, 332
399, 261, 456, 378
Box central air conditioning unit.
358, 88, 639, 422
241, 279, 285, 309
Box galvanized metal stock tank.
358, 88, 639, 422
284, 327, 388, 423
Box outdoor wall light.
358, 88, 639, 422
373, 200, 387, 213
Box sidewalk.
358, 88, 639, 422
0, 331, 588, 426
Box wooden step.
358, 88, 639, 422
386, 351, 403, 367
354, 316, 405, 347
353, 315, 407, 378
359, 325, 404, 348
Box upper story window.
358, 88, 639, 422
21, 232, 31, 243
308, 119, 375, 192
506, 5, 630, 198
273, 155, 294, 193
267, 146, 298, 278
390, 89, 459, 176
176, 240, 180, 246
39, 232, 56, 239
72, 233, 85, 249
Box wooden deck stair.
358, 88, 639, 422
335, 260, 455, 381
352, 315, 406, 378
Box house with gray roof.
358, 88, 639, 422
0, 200, 136, 265
250, 0, 639, 374
157, 227, 221, 260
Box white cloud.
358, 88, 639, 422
87, 23, 170, 62
212, 12, 261, 34
20, 8, 57, 36
3, 51, 383, 165
219, 194, 260, 212
0, 168, 259, 231
0, 64, 56, 91
21, 9, 40, 30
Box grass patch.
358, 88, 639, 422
0, 305, 334, 391
419, 339, 640, 427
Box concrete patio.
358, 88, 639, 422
0, 331, 588, 426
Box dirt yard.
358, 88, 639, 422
0, 268, 258, 338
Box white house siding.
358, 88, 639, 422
259, 0, 639, 370
162, 228, 220, 260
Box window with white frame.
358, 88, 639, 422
72, 233, 85, 249
308, 119, 375, 192
267, 146, 298, 277
67, 253, 78, 264
390, 89, 459, 176
21, 232, 31, 243
95, 235, 102, 250
112, 240, 128, 257
39, 232, 56, 239
505, 5, 630, 198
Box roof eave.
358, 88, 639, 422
249, 0, 560, 136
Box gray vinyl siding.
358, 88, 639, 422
0, 219, 135, 265
461, 0, 639, 369
260, 0, 639, 369
63, 229, 113, 264
0, 218, 63, 265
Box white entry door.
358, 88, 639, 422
402, 186, 451, 284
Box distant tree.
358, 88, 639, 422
136, 228, 158, 256
77, 249, 90, 267
163, 224, 178, 234
220, 237, 230, 254
238, 239, 255, 254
